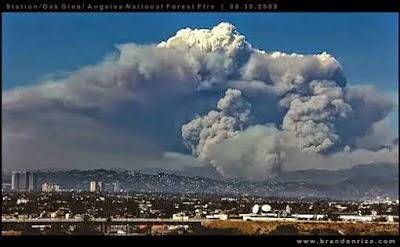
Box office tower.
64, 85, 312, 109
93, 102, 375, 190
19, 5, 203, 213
90, 181, 97, 192
11, 171, 20, 191
19, 171, 28, 191
97, 182, 104, 192
28, 172, 35, 191
11, 171, 34, 192
113, 181, 120, 193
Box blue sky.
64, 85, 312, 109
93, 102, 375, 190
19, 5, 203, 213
2, 13, 398, 92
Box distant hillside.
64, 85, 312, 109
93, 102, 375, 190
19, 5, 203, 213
280, 163, 398, 185
138, 165, 223, 180
25, 162, 398, 200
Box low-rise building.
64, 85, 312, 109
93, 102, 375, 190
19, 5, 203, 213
206, 214, 228, 220
172, 213, 189, 221
42, 182, 60, 192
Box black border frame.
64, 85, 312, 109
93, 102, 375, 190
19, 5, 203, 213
0, 0, 399, 245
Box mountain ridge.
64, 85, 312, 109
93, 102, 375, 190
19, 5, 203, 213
15, 162, 397, 201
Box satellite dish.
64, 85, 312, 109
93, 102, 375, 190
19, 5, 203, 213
261, 204, 271, 212
252, 204, 260, 214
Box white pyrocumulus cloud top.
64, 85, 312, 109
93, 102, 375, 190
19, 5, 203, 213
2, 23, 397, 179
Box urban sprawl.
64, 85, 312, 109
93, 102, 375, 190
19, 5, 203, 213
2, 170, 399, 235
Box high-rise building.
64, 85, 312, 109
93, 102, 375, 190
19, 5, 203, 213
18, 171, 29, 191
113, 181, 120, 193
18, 171, 28, 191
90, 181, 105, 192
90, 181, 97, 192
11, 171, 19, 191
11, 171, 35, 191
97, 182, 104, 192
28, 172, 35, 191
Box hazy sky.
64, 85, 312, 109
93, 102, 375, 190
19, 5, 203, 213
2, 13, 398, 176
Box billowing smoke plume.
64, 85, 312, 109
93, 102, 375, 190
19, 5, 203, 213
207, 125, 287, 180
282, 80, 352, 153
217, 88, 251, 124
207, 125, 398, 180
176, 23, 396, 179
181, 88, 251, 163
3, 22, 397, 179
